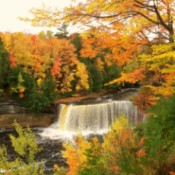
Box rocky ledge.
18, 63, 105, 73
0, 88, 139, 129
0, 113, 55, 129
0, 99, 56, 129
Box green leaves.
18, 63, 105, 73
10, 121, 39, 162
0, 121, 44, 175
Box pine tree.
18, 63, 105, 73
0, 37, 10, 92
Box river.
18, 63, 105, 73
0, 89, 144, 174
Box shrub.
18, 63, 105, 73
0, 121, 44, 175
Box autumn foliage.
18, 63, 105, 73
19, 0, 175, 112
55, 109, 175, 175
0, 0, 174, 174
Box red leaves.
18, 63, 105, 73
19, 93, 24, 98
9, 55, 16, 68
31, 35, 36, 45
133, 88, 159, 112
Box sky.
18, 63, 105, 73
0, 0, 72, 34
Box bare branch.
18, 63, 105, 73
134, 0, 155, 8
153, 4, 170, 31
134, 11, 158, 25
65, 12, 123, 19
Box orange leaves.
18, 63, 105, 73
80, 30, 141, 69
80, 37, 98, 59
51, 57, 62, 79
133, 88, 159, 112
1, 32, 90, 94
163, 73, 175, 87
107, 68, 145, 86
63, 144, 80, 175
62, 136, 90, 175
136, 149, 146, 158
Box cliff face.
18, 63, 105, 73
0, 99, 55, 129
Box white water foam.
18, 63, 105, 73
39, 100, 143, 140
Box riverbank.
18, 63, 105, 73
0, 113, 55, 129
0, 88, 139, 129
0, 99, 56, 129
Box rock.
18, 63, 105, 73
0, 100, 25, 114
0, 113, 56, 129
0, 98, 56, 129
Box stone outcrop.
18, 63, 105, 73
0, 100, 25, 114
0, 99, 56, 129
0, 113, 55, 129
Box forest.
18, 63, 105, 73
0, 0, 175, 174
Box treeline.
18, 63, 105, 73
0, 31, 122, 112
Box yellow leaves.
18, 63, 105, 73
151, 43, 175, 55
102, 116, 144, 174
111, 115, 129, 133
75, 63, 89, 90
21, 4, 62, 27
148, 85, 175, 97
139, 43, 175, 97
37, 78, 42, 87
2, 32, 88, 94
19, 86, 26, 93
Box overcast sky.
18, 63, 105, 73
0, 0, 72, 34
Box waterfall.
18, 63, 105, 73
40, 100, 143, 139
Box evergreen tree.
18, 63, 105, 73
54, 23, 69, 39
88, 64, 103, 92
0, 37, 10, 91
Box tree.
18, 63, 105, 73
22, 0, 175, 43
112, 43, 175, 98
70, 33, 83, 55
0, 37, 10, 91
55, 23, 69, 39
88, 64, 103, 92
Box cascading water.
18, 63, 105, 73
40, 100, 143, 139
